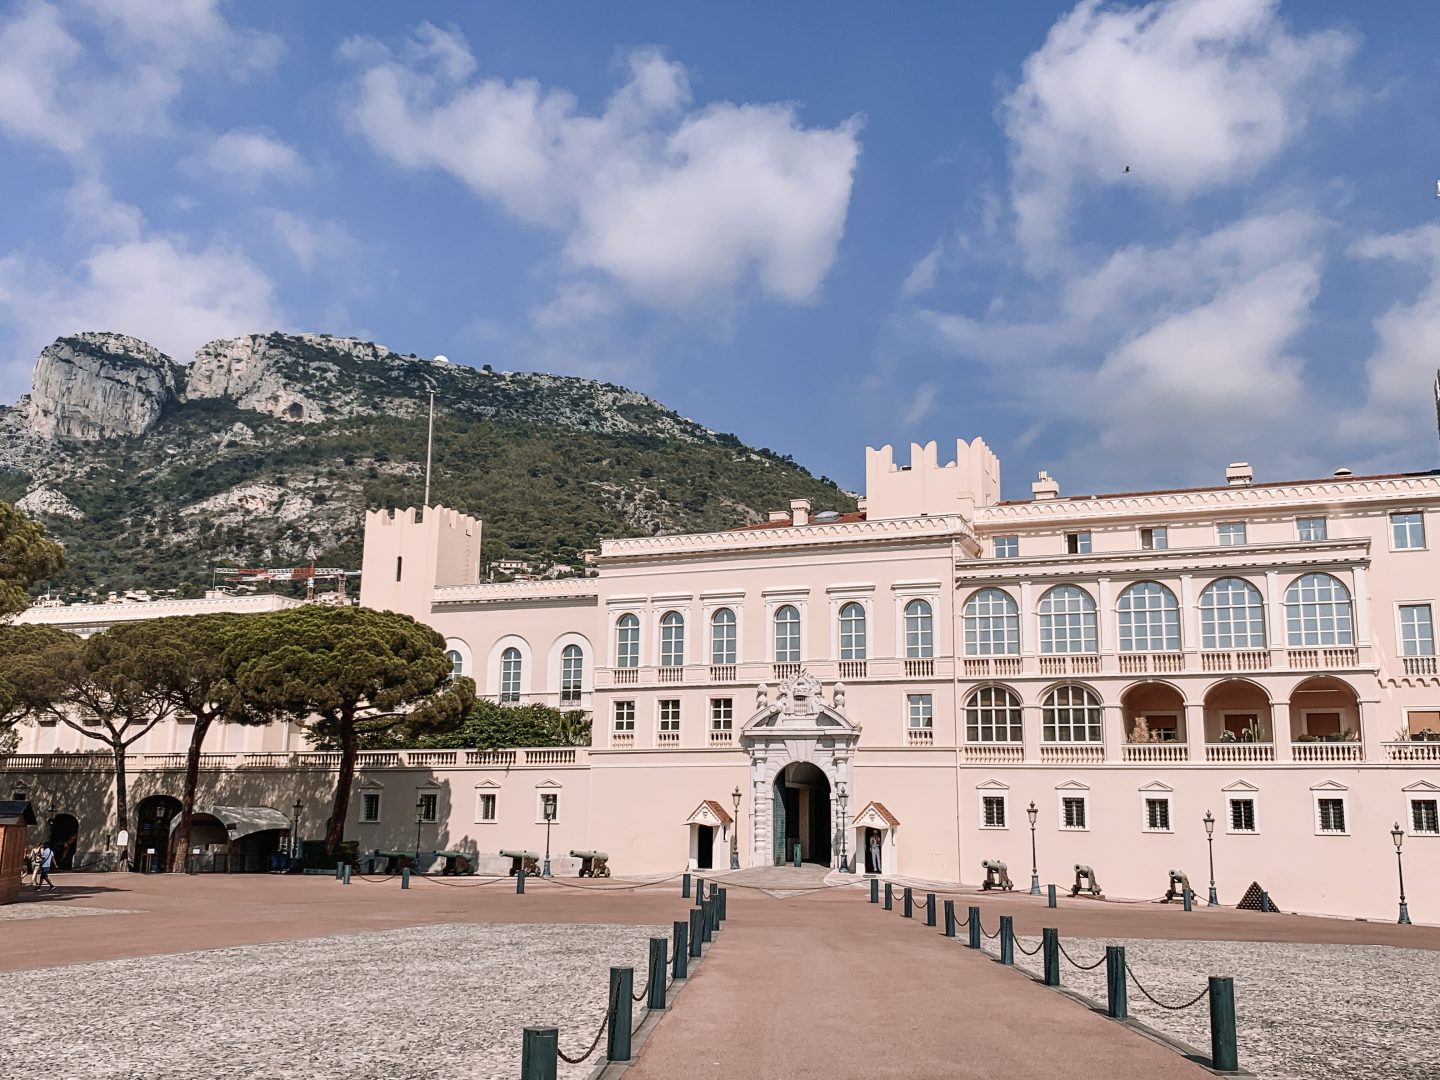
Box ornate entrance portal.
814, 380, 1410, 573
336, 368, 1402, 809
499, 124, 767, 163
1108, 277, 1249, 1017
742, 672, 857, 868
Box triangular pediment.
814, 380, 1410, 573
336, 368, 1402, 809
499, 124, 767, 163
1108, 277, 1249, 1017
1309, 779, 1348, 792
975, 779, 1009, 791
535, 778, 563, 790
1138, 780, 1174, 793
1221, 779, 1259, 792
1054, 779, 1090, 791
1402, 779, 1440, 793
682, 800, 733, 827
852, 801, 899, 829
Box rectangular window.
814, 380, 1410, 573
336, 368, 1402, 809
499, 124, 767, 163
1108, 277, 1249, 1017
1408, 710, 1440, 737
1297, 517, 1328, 542
1065, 531, 1091, 555
477, 793, 497, 822
993, 535, 1019, 559
1217, 522, 1247, 546
1412, 798, 1439, 835
360, 792, 380, 823
1140, 526, 1168, 550
1400, 604, 1435, 656
710, 697, 733, 730
1316, 797, 1347, 834
1228, 798, 1256, 833
540, 792, 559, 822
613, 700, 636, 733
1392, 512, 1426, 550
417, 792, 438, 823
658, 699, 681, 733
1061, 796, 1087, 830
906, 693, 933, 729
1144, 797, 1171, 832
981, 796, 1007, 828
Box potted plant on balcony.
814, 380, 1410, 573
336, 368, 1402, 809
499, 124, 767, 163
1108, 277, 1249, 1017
1126, 716, 1153, 744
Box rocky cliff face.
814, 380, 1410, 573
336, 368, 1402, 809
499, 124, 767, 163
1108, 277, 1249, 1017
25, 333, 181, 441
185, 333, 399, 422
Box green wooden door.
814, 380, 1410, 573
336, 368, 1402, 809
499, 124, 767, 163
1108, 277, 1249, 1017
772, 775, 787, 865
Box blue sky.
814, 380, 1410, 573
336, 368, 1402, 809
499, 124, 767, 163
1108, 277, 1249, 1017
3, 1, 1440, 497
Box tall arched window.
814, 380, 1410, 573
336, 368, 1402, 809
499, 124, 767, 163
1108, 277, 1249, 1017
445, 649, 464, 681
1042, 685, 1102, 742
965, 686, 1023, 742
615, 614, 639, 668
963, 589, 1019, 656
560, 644, 583, 705
710, 608, 737, 666
1116, 582, 1180, 652
839, 602, 867, 660
904, 599, 934, 658
500, 647, 522, 703
659, 611, 686, 668
1199, 578, 1266, 649
1285, 573, 1354, 646
1037, 586, 1097, 654
774, 605, 801, 663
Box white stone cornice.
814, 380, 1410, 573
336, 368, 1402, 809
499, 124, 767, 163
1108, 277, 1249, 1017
432, 579, 599, 606
598, 514, 973, 563
14, 593, 304, 630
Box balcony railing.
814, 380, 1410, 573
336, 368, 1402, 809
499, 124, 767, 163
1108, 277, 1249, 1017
1384, 741, 1440, 763
467, 749, 518, 766
1122, 743, 1188, 763
657, 730, 680, 747
1039, 743, 1104, 765
658, 666, 685, 683
906, 727, 934, 746
525, 748, 577, 765
407, 751, 458, 767
773, 662, 803, 680
1287, 647, 1359, 670
2, 747, 587, 770
838, 660, 868, 680
960, 743, 1024, 765
1205, 742, 1275, 763
963, 657, 1022, 678
1403, 656, 1438, 676
709, 664, 737, 682
1038, 655, 1100, 677
903, 658, 935, 678
1118, 652, 1184, 675
613, 667, 638, 685
1201, 649, 1271, 672
709, 728, 734, 747
611, 731, 635, 748
1291, 741, 1362, 763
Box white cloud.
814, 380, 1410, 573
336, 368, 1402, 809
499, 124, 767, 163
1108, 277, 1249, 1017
1004, 0, 1353, 262
900, 245, 942, 298
266, 210, 357, 271
901, 382, 938, 427
344, 31, 862, 310
191, 130, 308, 187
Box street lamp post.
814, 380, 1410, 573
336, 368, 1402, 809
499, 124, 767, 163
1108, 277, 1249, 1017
1204, 810, 1218, 907
836, 783, 850, 873
1026, 801, 1040, 896
1392, 822, 1411, 926
414, 798, 424, 862
291, 799, 302, 860
730, 785, 741, 870
542, 794, 556, 878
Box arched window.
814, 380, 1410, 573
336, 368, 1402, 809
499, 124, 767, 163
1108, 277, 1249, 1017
445, 649, 464, 681
1285, 573, 1354, 646
965, 686, 1023, 743
1037, 586, 1097, 654
659, 611, 686, 668
1042, 685, 1102, 743
1116, 582, 1180, 652
500, 647, 522, 703
710, 608, 737, 666
963, 589, 1019, 656
560, 644, 583, 705
1199, 578, 1266, 649
904, 599, 934, 658
774, 605, 801, 663
839, 603, 867, 660
615, 614, 639, 668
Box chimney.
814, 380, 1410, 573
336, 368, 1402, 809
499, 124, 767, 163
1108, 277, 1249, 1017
789, 498, 812, 527
768, 509, 790, 523
1031, 470, 1060, 500
1226, 462, 1253, 486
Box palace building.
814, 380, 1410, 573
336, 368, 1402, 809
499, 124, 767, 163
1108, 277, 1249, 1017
7, 435, 1440, 920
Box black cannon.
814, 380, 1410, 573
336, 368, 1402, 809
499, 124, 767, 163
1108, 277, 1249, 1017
569, 849, 611, 878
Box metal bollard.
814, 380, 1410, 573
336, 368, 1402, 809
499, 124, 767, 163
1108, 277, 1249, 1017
999, 915, 1014, 965
1047, 884, 1057, 908
607, 967, 634, 1063
1209, 976, 1238, 1073
967, 906, 981, 949
1183, 888, 1193, 912
682, 872, 691, 899
342, 864, 350, 885
520, 1026, 558, 1080
709, 893, 720, 934
943, 899, 956, 937
695, 877, 705, 905
1106, 946, 1127, 1019
870, 878, 879, 904
903, 887, 913, 919
648, 938, 668, 1012
672, 920, 689, 980
688, 908, 703, 958
925, 893, 936, 927
1042, 928, 1060, 986
401, 867, 410, 890
717, 887, 728, 923
792, 842, 801, 868
517, 865, 527, 894
700, 901, 713, 944
1260, 889, 1272, 913
334, 861, 343, 881
884, 882, 894, 910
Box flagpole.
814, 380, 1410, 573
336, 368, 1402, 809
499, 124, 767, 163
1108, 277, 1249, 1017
423, 390, 434, 508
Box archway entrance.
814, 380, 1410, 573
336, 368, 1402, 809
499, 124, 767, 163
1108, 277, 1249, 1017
135, 795, 182, 872
772, 762, 831, 866
46, 813, 79, 870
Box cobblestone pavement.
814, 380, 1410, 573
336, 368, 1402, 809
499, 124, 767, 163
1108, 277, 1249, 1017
0, 904, 140, 922
999, 934, 1440, 1080
3, 922, 664, 1080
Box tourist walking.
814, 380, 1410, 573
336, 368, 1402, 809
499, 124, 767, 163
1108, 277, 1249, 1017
34, 842, 56, 890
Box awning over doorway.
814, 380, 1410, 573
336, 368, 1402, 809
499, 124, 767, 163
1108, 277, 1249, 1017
852, 801, 899, 830
682, 800, 734, 827
169, 804, 291, 840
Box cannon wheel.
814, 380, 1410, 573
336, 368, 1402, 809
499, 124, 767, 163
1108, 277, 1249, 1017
595, 864, 611, 878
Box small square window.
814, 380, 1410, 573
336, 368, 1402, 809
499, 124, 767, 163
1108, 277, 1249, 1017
1297, 517, 1327, 542
1061, 795, 1088, 830
1140, 526, 1168, 550
981, 795, 1007, 828
360, 791, 381, 823
1143, 797, 1171, 832
1392, 512, 1426, 550
1411, 798, 1439, 835
1065, 531, 1091, 555
1227, 798, 1256, 833
477, 792, 497, 823
907, 693, 933, 729
1316, 797, 1347, 834
613, 701, 636, 732
417, 792, 438, 823
1217, 522, 1247, 546
993, 535, 1019, 559
710, 698, 733, 730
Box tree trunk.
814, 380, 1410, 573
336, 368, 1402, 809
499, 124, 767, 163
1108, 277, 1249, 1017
171, 715, 213, 872
324, 718, 357, 855
112, 738, 130, 859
